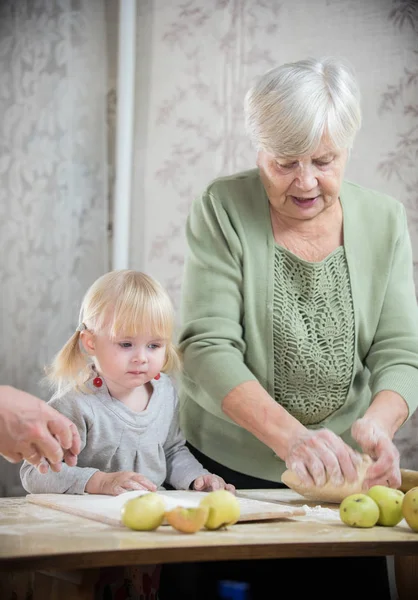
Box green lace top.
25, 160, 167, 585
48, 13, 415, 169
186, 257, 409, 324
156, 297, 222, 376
273, 244, 355, 425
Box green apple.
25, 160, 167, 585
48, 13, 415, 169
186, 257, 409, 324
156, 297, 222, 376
199, 490, 241, 530
121, 493, 165, 531
367, 485, 404, 526
402, 486, 418, 532
339, 493, 379, 528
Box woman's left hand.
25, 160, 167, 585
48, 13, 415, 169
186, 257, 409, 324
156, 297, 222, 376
192, 474, 236, 494
351, 416, 401, 489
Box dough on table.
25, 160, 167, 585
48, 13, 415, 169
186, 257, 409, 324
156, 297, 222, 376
281, 454, 373, 504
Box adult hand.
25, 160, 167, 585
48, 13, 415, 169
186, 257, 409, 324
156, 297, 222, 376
351, 416, 401, 489
0, 386, 81, 473
85, 471, 157, 495
285, 428, 361, 487
193, 474, 236, 494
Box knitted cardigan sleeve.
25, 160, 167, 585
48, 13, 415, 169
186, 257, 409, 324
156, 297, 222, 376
179, 189, 257, 418
366, 202, 418, 416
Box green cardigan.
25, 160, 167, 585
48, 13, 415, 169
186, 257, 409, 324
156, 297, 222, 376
178, 169, 418, 482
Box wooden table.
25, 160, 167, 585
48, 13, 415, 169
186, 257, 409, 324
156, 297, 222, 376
0, 490, 417, 599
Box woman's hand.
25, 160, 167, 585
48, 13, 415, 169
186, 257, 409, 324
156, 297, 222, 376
284, 428, 361, 487
351, 417, 401, 489
192, 474, 236, 494
86, 471, 157, 495
0, 386, 81, 473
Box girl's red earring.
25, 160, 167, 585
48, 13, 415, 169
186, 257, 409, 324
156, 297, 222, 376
154, 373, 161, 381
93, 376, 103, 388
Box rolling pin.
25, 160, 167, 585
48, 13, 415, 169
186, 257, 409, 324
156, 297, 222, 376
400, 469, 418, 492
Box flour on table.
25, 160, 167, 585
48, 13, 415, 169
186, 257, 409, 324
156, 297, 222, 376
301, 505, 341, 522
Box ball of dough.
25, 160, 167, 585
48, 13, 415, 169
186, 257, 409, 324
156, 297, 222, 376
281, 454, 373, 503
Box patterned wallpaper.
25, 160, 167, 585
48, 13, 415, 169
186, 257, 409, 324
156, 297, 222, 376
129, 0, 418, 467
0, 0, 109, 496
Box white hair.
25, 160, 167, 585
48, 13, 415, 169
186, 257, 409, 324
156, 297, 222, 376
244, 57, 362, 157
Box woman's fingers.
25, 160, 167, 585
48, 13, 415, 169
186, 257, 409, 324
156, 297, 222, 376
62, 449, 78, 467
30, 419, 81, 472
3, 404, 82, 472
13, 442, 45, 471
29, 432, 64, 468
37, 459, 51, 474
363, 469, 401, 490
65, 422, 82, 457
3, 453, 22, 464
287, 429, 364, 487
330, 445, 359, 484
352, 417, 401, 490
47, 416, 81, 458
312, 430, 359, 483
363, 457, 401, 490
306, 455, 328, 487
289, 460, 315, 487
314, 448, 343, 486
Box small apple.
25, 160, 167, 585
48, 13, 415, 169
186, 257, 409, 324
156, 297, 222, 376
339, 493, 379, 528
165, 506, 209, 534
199, 490, 241, 530
121, 493, 165, 531
402, 486, 418, 532
367, 485, 404, 526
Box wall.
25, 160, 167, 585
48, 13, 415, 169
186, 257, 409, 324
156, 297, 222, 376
0, 0, 109, 497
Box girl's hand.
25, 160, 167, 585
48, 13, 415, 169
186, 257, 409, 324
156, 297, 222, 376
192, 474, 236, 494
86, 471, 157, 495
284, 428, 361, 487
351, 417, 401, 489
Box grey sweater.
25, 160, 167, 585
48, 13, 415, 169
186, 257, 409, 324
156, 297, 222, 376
20, 373, 209, 494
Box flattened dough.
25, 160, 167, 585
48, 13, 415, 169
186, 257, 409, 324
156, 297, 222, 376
281, 454, 373, 504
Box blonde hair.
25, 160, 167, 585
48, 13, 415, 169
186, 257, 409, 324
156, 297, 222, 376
46, 270, 181, 398
244, 56, 361, 158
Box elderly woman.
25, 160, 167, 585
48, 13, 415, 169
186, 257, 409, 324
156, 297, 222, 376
161, 57, 418, 600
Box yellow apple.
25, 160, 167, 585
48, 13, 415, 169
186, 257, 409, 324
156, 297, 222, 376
165, 506, 209, 534
199, 490, 241, 530
121, 493, 165, 531
402, 486, 418, 532
339, 493, 379, 528
367, 485, 404, 526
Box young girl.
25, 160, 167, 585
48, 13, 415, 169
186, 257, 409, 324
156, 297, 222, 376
20, 269, 234, 600
20, 269, 234, 496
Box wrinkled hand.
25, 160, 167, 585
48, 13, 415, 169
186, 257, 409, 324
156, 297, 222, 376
285, 428, 361, 487
351, 417, 401, 489
0, 386, 81, 474
192, 474, 236, 494
86, 471, 158, 496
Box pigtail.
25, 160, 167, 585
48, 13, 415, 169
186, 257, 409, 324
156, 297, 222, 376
45, 330, 92, 399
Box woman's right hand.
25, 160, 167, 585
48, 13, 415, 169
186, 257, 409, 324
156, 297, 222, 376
0, 385, 81, 473
284, 428, 362, 487
85, 471, 157, 495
